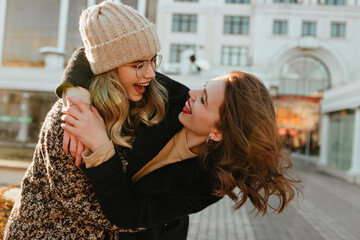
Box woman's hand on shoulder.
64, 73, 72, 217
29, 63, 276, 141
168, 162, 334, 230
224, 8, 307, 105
63, 130, 86, 167
61, 96, 110, 153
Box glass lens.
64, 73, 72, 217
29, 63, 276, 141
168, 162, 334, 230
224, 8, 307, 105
153, 55, 163, 70
136, 62, 146, 79
135, 55, 163, 79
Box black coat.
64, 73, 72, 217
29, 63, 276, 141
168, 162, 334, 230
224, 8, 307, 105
56, 48, 221, 239
83, 74, 222, 239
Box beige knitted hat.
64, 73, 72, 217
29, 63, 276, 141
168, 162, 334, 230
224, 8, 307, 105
79, 0, 161, 74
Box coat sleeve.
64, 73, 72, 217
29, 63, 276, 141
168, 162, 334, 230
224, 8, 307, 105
83, 156, 222, 229
35, 100, 121, 230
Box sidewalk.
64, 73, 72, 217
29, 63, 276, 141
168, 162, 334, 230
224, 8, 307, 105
0, 159, 31, 170
1, 157, 360, 239
187, 158, 360, 240
0, 159, 30, 201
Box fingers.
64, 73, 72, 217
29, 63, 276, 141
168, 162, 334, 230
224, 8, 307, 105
91, 105, 104, 122
66, 96, 91, 114
62, 126, 86, 167
75, 143, 84, 167
61, 114, 79, 127
63, 130, 70, 153
62, 105, 82, 121
69, 133, 78, 158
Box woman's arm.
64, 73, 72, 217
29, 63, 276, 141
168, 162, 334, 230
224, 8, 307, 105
83, 155, 222, 228
34, 100, 120, 231
61, 97, 221, 229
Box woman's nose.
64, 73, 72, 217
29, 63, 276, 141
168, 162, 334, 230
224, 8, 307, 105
143, 62, 156, 79
188, 90, 198, 101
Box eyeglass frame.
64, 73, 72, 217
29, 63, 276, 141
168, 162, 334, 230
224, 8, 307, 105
135, 54, 163, 79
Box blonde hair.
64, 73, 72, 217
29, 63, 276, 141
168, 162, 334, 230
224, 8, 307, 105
89, 69, 167, 148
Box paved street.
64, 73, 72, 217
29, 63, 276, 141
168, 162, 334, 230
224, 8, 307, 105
0, 160, 30, 187
188, 158, 360, 240
1, 158, 360, 239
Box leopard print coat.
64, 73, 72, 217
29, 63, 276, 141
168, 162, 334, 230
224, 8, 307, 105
4, 100, 142, 240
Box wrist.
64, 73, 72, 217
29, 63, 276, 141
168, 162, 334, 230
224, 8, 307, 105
91, 137, 111, 152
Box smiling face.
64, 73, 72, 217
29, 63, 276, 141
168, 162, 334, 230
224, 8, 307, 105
178, 76, 226, 141
116, 55, 156, 102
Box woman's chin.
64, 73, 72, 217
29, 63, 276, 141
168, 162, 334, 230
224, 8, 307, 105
178, 112, 185, 125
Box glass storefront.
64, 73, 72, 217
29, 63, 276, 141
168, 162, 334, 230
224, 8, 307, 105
273, 95, 321, 155
0, 89, 57, 145
275, 56, 330, 156
327, 110, 354, 171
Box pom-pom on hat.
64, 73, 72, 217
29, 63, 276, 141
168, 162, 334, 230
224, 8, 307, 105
79, 0, 161, 74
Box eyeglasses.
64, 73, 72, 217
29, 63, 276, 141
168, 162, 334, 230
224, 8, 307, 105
135, 55, 163, 79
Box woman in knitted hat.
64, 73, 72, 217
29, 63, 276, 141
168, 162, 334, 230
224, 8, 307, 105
5, 1, 300, 240
4, 1, 190, 239
62, 71, 301, 239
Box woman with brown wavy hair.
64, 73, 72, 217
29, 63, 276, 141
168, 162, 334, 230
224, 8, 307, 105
61, 70, 301, 239
199, 71, 298, 215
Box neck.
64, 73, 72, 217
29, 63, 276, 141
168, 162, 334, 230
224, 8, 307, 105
184, 129, 207, 154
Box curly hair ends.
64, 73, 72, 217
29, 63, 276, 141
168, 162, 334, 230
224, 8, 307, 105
89, 69, 168, 148
201, 71, 301, 215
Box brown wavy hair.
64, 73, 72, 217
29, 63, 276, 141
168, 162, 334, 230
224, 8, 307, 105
200, 71, 301, 215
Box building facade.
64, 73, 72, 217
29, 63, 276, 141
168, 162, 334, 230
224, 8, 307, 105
0, 0, 359, 183
0, 0, 144, 145
155, 0, 360, 183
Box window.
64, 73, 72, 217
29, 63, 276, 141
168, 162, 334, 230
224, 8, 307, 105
279, 56, 330, 95
170, 44, 196, 63
221, 46, 248, 66
0, 89, 57, 144
273, 0, 298, 3
175, 0, 199, 2
302, 22, 316, 36
273, 21, 288, 35
328, 110, 354, 171
331, 23, 345, 37
172, 14, 197, 32
318, 0, 345, 5
224, 16, 249, 34
225, 0, 251, 3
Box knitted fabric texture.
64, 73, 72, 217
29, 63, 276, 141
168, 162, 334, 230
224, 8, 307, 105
79, 1, 161, 74
4, 100, 144, 239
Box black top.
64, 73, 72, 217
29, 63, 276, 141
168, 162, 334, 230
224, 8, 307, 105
59, 48, 222, 239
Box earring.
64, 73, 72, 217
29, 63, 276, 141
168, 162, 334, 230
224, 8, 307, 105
206, 137, 213, 145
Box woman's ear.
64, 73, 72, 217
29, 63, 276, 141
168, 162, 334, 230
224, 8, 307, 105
209, 131, 223, 142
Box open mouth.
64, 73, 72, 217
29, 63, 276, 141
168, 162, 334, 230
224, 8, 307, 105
134, 81, 150, 87
133, 81, 151, 95
182, 99, 192, 114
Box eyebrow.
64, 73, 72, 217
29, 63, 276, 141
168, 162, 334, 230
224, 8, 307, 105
130, 54, 157, 64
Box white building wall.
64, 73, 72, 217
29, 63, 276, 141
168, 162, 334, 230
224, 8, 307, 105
156, 0, 360, 184
157, 0, 360, 88
0, 0, 359, 181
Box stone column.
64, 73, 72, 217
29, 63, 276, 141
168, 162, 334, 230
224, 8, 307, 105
39, 0, 68, 70
16, 92, 30, 142
349, 107, 360, 176
57, 0, 69, 53
138, 0, 147, 16
0, 0, 7, 66
347, 0, 355, 6
318, 113, 329, 165
87, 0, 96, 7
